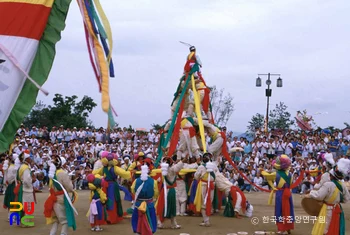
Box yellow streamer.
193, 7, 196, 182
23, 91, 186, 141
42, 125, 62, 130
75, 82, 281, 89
79, 0, 109, 112
187, 52, 195, 61
194, 179, 203, 212
93, 0, 113, 63
191, 74, 206, 152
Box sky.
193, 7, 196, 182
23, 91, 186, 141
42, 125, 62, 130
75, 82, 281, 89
37, 0, 350, 132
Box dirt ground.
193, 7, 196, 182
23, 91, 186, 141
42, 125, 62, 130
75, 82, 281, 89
0, 190, 349, 235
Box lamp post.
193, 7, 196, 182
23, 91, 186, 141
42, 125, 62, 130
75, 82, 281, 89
256, 73, 282, 133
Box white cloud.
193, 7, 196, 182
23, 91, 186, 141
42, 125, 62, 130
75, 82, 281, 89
37, 0, 350, 132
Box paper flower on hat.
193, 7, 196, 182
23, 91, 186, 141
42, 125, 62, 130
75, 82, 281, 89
14, 158, 21, 170
60, 157, 66, 166
206, 161, 215, 173
323, 153, 335, 168
101, 158, 108, 165
141, 164, 149, 181
161, 162, 169, 176
87, 174, 95, 183
134, 153, 139, 160
337, 158, 350, 177
100, 151, 109, 158
107, 153, 114, 161
12, 153, 18, 160
138, 152, 145, 157
48, 163, 56, 179
112, 153, 118, 160
273, 155, 291, 170
317, 152, 326, 161
3, 160, 9, 171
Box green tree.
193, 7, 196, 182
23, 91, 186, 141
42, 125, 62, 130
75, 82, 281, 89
23, 93, 97, 128
151, 123, 163, 132
210, 85, 234, 127
268, 102, 294, 130
246, 113, 264, 137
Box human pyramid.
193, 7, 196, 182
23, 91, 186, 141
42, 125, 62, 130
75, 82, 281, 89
2, 47, 350, 235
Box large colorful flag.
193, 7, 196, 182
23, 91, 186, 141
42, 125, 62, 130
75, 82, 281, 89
0, 0, 72, 152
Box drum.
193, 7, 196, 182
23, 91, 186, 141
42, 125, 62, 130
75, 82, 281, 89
237, 232, 248, 235
301, 197, 323, 216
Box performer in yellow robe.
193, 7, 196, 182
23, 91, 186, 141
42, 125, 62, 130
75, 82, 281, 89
309, 158, 350, 235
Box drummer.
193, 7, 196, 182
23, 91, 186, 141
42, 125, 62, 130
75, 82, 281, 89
307, 158, 350, 235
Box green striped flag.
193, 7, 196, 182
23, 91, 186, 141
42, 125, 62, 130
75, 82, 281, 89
0, 0, 72, 152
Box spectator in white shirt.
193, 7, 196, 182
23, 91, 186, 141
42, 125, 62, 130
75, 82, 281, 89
285, 139, 293, 156
275, 139, 284, 155
253, 172, 263, 191
95, 129, 104, 142
260, 137, 269, 155
50, 127, 57, 143
147, 129, 156, 143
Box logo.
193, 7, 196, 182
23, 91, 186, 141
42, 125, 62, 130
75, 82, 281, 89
9, 202, 35, 226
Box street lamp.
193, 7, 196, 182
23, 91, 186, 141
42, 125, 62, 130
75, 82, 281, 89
255, 73, 283, 133
256, 77, 262, 87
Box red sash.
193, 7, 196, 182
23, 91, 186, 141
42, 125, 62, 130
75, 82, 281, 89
44, 188, 64, 218
197, 87, 210, 113
201, 179, 214, 216
326, 204, 341, 235
230, 186, 247, 214
182, 126, 196, 138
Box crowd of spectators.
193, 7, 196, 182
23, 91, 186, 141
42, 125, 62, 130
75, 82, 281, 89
1, 124, 350, 195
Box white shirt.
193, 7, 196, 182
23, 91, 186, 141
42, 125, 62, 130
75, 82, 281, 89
95, 132, 103, 142
260, 142, 268, 154
267, 142, 275, 154
285, 143, 293, 155
147, 133, 156, 143
254, 176, 263, 186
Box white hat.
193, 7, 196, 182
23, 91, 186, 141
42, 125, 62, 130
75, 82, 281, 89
140, 164, 149, 181
60, 157, 66, 166
23, 153, 30, 161
337, 158, 350, 177
330, 158, 350, 180
323, 153, 335, 168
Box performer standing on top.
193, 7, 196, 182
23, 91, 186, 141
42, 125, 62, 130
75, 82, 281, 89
44, 156, 77, 235
308, 158, 350, 235
184, 46, 202, 76
131, 164, 159, 235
